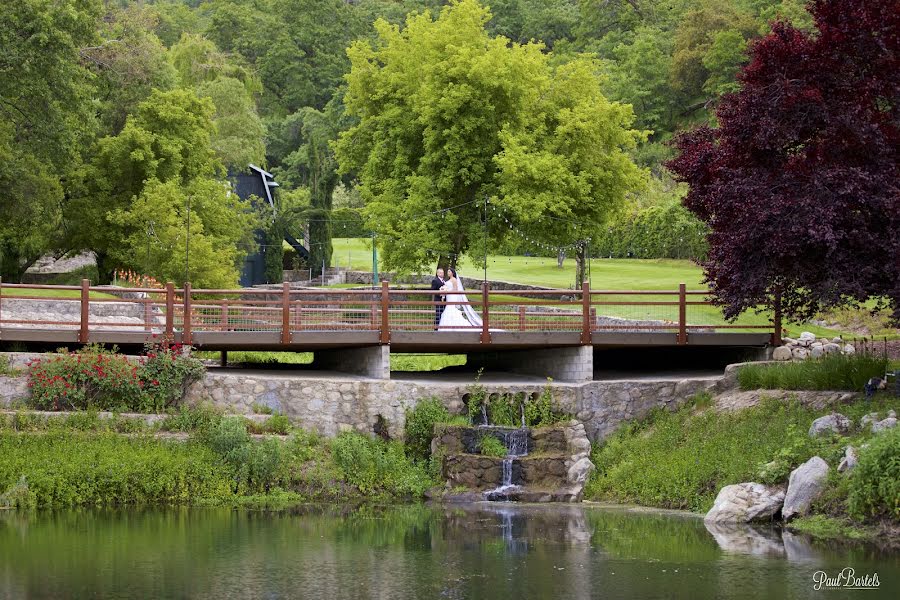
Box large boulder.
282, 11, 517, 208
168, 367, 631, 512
808, 413, 851, 437
823, 343, 841, 355
782, 457, 829, 521
791, 347, 809, 360
799, 332, 817, 343
810, 344, 824, 359
872, 417, 897, 433
772, 346, 792, 361
704, 483, 785, 523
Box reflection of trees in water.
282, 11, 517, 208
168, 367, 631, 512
1, 505, 895, 600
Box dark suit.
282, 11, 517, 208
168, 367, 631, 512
431, 276, 445, 328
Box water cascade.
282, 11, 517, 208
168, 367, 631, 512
430, 401, 595, 503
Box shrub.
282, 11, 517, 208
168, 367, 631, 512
737, 353, 888, 391
404, 398, 450, 462
524, 380, 569, 427
159, 404, 223, 433
247, 414, 292, 435
137, 341, 206, 410
252, 402, 274, 415
848, 427, 900, 521
203, 418, 287, 493
477, 434, 507, 457
331, 432, 431, 497
27, 342, 205, 413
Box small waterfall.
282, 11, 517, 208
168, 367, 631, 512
484, 427, 529, 500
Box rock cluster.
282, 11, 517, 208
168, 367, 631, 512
773, 331, 854, 361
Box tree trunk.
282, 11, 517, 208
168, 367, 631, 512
94, 251, 115, 285
575, 243, 587, 288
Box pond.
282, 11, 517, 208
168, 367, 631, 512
0, 503, 896, 599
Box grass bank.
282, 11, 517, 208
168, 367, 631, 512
0, 406, 435, 509
584, 392, 900, 542
737, 353, 889, 391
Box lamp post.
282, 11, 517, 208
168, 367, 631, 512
185, 196, 192, 284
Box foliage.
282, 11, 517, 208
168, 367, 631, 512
27, 343, 205, 413
477, 434, 508, 457
159, 404, 224, 434
668, 0, 900, 324
404, 398, 451, 463
245, 415, 292, 436
252, 403, 274, 415
331, 208, 368, 238
737, 353, 889, 392
336, 0, 644, 278
848, 427, 900, 521
0, 355, 20, 377
0, 431, 233, 507
524, 380, 569, 427
591, 196, 708, 261
585, 395, 858, 512
330, 431, 432, 497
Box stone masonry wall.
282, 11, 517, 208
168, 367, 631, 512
2, 352, 724, 442
184, 370, 720, 442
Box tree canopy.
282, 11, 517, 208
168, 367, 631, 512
668, 0, 899, 322
336, 0, 645, 280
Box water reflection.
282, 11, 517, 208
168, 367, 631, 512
0, 504, 895, 599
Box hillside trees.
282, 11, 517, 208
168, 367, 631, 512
336, 0, 644, 281
668, 0, 900, 322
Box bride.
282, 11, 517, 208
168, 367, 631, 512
438, 268, 483, 331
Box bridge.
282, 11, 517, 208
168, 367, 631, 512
0, 280, 780, 381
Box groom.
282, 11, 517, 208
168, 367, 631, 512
431, 267, 445, 329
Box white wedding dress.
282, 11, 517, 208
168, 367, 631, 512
438, 278, 483, 331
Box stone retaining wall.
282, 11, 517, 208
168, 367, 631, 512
184, 370, 722, 441
0, 298, 155, 329
1, 352, 733, 442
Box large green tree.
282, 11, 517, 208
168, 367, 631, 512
0, 0, 101, 281
336, 0, 644, 282
65, 88, 254, 284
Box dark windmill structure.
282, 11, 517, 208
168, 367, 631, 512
233, 164, 309, 287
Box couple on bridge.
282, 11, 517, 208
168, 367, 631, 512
431, 267, 483, 331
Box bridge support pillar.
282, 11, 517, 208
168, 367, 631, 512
312, 346, 390, 380
468, 346, 593, 383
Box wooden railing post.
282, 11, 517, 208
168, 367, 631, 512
581, 282, 591, 344
79, 279, 90, 343
481, 282, 490, 344
281, 281, 291, 344
182, 282, 192, 346
518, 305, 526, 331
165, 282, 174, 342
677, 283, 687, 345
380, 281, 390, 344
220, 303, 229, 332
772, 286, 783, 346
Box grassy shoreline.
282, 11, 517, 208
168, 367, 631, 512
583, 390, 900, 546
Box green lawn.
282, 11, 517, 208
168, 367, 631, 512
0, 287, 117, 300
331, 238, 842, 337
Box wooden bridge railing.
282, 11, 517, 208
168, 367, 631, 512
0, 278, 782, 346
